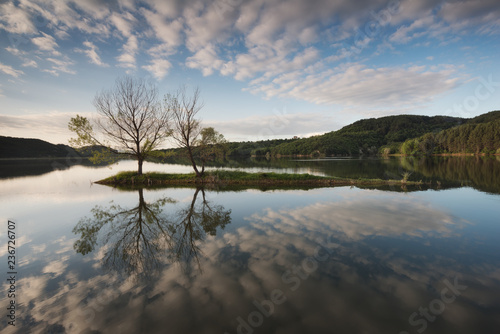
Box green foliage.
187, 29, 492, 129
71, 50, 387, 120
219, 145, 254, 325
68, 115, 120, 164
401, 138, 419, 155
242, 111, 497, 157
195, 127, 227, 161
466, 110, 500, 124
198, 127, 226, 146
68, 115, 98, 148
225, 138, 297, 156
401, 171, 412, 183
107, 171, 198, 183
379, 142, 402, 155
209, 170, 326, 181
270, 114, 464, 156
88, 147, 121, 165
400, 118, 500, 155
149, 150, 175, 159
102, 170, 327, 183
160, 111, 499, 159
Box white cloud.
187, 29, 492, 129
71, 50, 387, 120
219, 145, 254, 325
0, 1, 37, 34
141, 7, 183, 49
75, 41, 108, 67
0, 111, 92, 144
439, 0, 500, 29
6, 46, 26, 56
389, 0, 436, 25
31, 32, 60, 56
144, 0, 183, 18
46, 57, 76, 75
110, 11, 136, 38
74, 0, 110, 20
248, 63, 460, 107
20, 0, 111, 36
22, 59, 38, 67
389, 16, 434, 44
142, 58, 172, 80
0, 111, 81, 130
117, 35, 138, 68
0, 0, 498, 124
0, 62, 24, 77
219, 45, 320, 81
118, 0, 136, 11
183, 0, 235, 52
204, 111, 341, 140
185, 44, 223, 76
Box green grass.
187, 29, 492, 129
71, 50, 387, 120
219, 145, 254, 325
95, 170, 426, 189
209, 170, 326, 181
110, 170, 198, 181
99, 170, 327, 183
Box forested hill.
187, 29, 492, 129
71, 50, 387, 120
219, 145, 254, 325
400, 110, 500, 155
0, 136, 79, 158
269, 114, 465, 156
2, 110, 498, 159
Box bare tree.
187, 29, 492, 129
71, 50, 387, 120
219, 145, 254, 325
68, 76, 171, 175
165, 87, 206, 177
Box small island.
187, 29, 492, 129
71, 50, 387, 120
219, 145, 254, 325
95, 170, 424, 188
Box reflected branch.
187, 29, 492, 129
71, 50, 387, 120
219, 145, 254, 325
73, 187, 231, 278
170, 188, 231, 271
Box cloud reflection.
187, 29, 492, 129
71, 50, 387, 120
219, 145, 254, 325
2, 189, 499, 334
250, 193, 464, 240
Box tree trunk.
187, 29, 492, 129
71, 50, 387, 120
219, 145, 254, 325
138, 158, 143, 175
187, 146, 203, 177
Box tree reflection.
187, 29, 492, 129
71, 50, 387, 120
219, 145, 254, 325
73, 187, 231, 278
169, 188, 231, 270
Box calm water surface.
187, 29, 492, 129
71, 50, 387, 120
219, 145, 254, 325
0, 158, 499, 334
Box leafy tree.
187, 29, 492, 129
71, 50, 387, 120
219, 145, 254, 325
68, 76, 171, 175
195, 127, 227, 168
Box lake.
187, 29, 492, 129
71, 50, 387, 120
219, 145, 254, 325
1, 157, 499, 334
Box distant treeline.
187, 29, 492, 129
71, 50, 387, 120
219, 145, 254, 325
157, 114, 471, 158
268, 114, 465, 156
400, 112, 500, 155
3, 110, 500, 160
156, 138, 296, 159
0, 136, 80, 158
225, 110, 500, 157
0, 136, 116, 159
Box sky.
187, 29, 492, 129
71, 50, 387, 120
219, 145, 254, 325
0, 0, 499, 145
